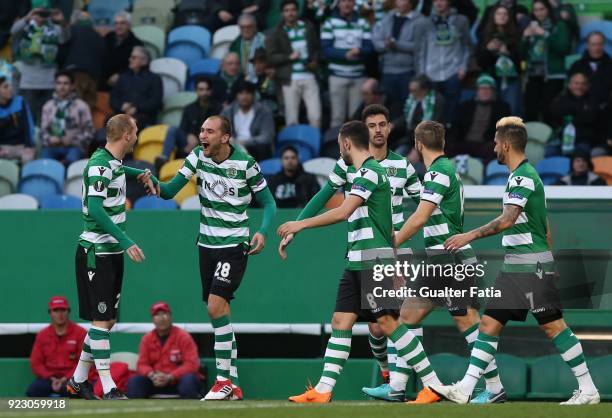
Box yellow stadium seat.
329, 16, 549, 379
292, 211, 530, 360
134, 125, 170, 163
160, 159, 198, 205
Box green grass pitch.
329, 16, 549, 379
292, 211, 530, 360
1, 400, 610, 418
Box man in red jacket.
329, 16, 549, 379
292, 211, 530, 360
127, 302, 202, 398
27, 296, 87, 397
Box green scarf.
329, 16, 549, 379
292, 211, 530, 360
404, 91, 436, 129
527, 19, 552, 66
49, 97, 72, 138
18, 19, 59, 65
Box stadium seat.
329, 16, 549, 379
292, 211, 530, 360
0, 193, 38, 210
132, 0, 174, 31
579, 20, 612, 42
536, 156, 570, 185
166, 26, 212, 67
303, 157, 337, 186
187, 58, 222, 90
132, 25, 166, 59
592, 156, 612, 185
528, 355, 577, 399
19, 159, 66, 201
589, 355, 612, 400
134, 125, 169, 164
39, 194, 82, 210
64, 159, 89, 198
453, 155, 483, 185
525, 141, 546, 165
276, 124, 321, 162
93, 92, 112, 130
124, 160, 155, 204
484, 160, 510, 185
495, 354, 528, 399
525, 121, 553, 145
564, 53, 581, 71
110, 352, 139, 371
180, 194, 200, 210
134, 195, 178, 209
0, 159, 19, 197
89, 0, 130, 27
159, 159, 197, 204
150, 58, 188, 100
210, 25, 240, 59
259, 158, 282, 178
159, 91, 197, 126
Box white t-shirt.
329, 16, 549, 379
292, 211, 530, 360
234, 107, 255, 142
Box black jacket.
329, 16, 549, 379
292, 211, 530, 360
454, 99, 511, 143
110, 68, 163, 127
267, 166, 320, 209
568, 52, 612, 105
179, 100, 223, 136
549, 90, 605, 147
62, 24, 106, 79
102, 31, 143, 87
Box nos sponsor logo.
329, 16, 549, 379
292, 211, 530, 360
204, 180, 236, 198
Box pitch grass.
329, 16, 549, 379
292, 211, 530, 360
1, 400, 611, 418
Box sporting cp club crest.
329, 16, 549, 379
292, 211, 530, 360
226, 166, 237, 179
386, 166, 397, 177
97, 302, 107, 313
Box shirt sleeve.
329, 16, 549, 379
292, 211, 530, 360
503, 175, 536, 208
179, 149, 199, 180
327, 159, 348, 189
404, 162, 422, 203
349, 167, 379, 202
86, 161, 113, 199
246, 158, 267, 193
420, 169, 451, 206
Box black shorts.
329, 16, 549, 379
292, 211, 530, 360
199, 244, 249, 302
484, 271, 563, 326
75, 245, 124, 321
335, 269, 399, 323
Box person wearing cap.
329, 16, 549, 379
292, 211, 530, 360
449, 73, 511, 161
555, 151, 606, 186
127, 302, 203, 399
27, 297, 87, 397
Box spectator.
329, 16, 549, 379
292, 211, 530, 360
550, 0, 579, 44
127, 302, 202, 399
476, 3, 523, 115
418, 0, 472, 125
102, 11, 143, 91
419, 0, 480, 25
476, 0, 531, 41
205, 1, 270, 32
351, 78, 401, 121
268, 145, 321, 208
321, 0, 374, 127
449, 74, 511, 161
61, 10, 105, 109
110, 46, 163, 128
217, 52, 243, 105
372, 0, 427, 108
0, 1, 30, 49
266, 0, 320, 128
157, 77, 222, 168
40, 70, 93, 166
221, 80, 275, 161
549, 72, 605, 154
27, 296, 87, 398
555, 151, 606, 185
230, 14, 266, 83
568, 32, 612, 106
304, 0, 335, 25
11, 7, 70, 124
521, 0, 571, 122
250, 49, 278, 115
0, 57, 17, 91
0, 76, 35, 164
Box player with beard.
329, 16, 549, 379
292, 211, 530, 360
430, 117, 600, 405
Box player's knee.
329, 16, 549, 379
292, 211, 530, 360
479, 315, 503, 335
540, 319, 567, 339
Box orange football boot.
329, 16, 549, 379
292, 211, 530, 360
406, 387, 442, 404
289, 384, 332, 403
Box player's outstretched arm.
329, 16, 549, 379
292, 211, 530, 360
395, 200, 437, 247
158, 173, 189, 200
444, 204, 523, 252
249, 187, 277, 255
87, 196, 145, 262
296, 182, 337, 221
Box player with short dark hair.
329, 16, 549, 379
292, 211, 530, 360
278, 120, 437, 403
431, 117, 600, 405
151, 115, 277, 401
67, 114, 157, 400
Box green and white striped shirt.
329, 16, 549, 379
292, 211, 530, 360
502, 160, 553, 273
328, 157, 394, 270
79, 148, 126, 254
420, 156, 476, 264
179, 146, 267, 248
321, 14, 371, 78
285, 20, 314, 80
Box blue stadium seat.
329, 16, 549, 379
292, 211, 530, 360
89, 0, 131, 27
134, 196, 178, 210
276, 124, 321, 162
39, 194, 82, 210
187, 58, 222, 90
484, 160, 509, 185
19, 159, 65, 201
536, 156, 570, 185
579, 20, 612, 42
258, 158, 282, 178
166, 25, 212, 66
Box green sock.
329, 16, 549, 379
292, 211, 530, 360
230, 333, 240, 387
316, 329, 352, 393
368, 333, 389, 372
212, 315, 233, 381
553, 328, 597, 394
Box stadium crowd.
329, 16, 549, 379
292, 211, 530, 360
1, 0, 611, 211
